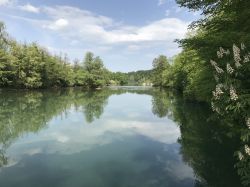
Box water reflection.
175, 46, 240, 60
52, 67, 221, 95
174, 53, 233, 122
0, 87, 245, 186
171, 97, 243, 187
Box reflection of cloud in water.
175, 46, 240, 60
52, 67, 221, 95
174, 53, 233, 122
103, 119, 180, 145
51, 132, 70, 143
8, 116, 180, 156
2, 137, 194, 187
24, 148, 43, 156
0, 90, 195, 186
6, 112, 180, 171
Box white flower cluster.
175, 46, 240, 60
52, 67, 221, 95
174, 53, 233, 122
235, 61, 242, 68
210, 60, 217, 66
217, 51, 223, 59
233, 44, 242, 68
240, 43, 250, 63
211, 101, 220, 113
238, 151, 244, 161
229, 85, 238, 101
210, 60, 224, 74
226, 63, 234, 74
212, 84, 224, 100
247, 118, 250, 129
210, 44, 250, 115
217, 47, 230, 58
244, 145, 250, 156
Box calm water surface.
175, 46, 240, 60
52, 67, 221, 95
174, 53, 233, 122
0, 87, 243, 187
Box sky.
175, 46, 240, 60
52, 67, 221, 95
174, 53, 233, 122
0, 0, 200, 72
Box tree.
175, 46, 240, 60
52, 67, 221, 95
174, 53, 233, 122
152, 55, 170, 87
0, 22, 14, 86
83, 52, 107, 88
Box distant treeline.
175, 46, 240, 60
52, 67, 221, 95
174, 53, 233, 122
109, 70, 153, 86
0, 22, 152, 89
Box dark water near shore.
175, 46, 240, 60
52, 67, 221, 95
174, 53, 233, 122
0, 87, 243, 187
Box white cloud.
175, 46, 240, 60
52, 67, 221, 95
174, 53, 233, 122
39, 6, 188, 45
0, 0, 12, 6
19, 3, 40, 13
158, 0, 166, 6
53, 18, 68, 29
2, 4, 190, 63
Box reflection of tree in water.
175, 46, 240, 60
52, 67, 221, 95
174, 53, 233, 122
0, 88, 174, 168
150, 90, 250, 187
0, 90, 74, 167
0, 89, 114, 167
0, 149, 8, 167
0, 88, 156, 166
147, 89, 247, 186
76, 91, 109, 123
171, 96, 243, 187
110, 87, 174, 119
151, 89, 173, 118
128, 88, 246, 186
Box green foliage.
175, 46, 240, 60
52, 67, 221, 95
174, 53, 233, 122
109, 70, 153, 86
109, 72, 128, 85
126, 70, 153, 86
0, 21, 154, 88
0, 88, 121, 166
208, 44, 250, 186
147, 1, 250, 184
149, 0, 250, 103
156, 0, 250, 102
152, 55, 170, 87
170, 0, 250, 185
151, 49, 214, 102
151, 90, 173, 118
173, 49, 214, 101
0, 22, 110, 89
82, 52, 108, 88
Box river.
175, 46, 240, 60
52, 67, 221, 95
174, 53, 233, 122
0, 87, 243, 187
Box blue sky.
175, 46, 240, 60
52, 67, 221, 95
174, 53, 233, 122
0, 0, 200, 72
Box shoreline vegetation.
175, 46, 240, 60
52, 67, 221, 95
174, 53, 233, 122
0, 22, 153, 90
0, 1, 249, 102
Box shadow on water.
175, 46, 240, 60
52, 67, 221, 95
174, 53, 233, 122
0, 87, 246, 186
